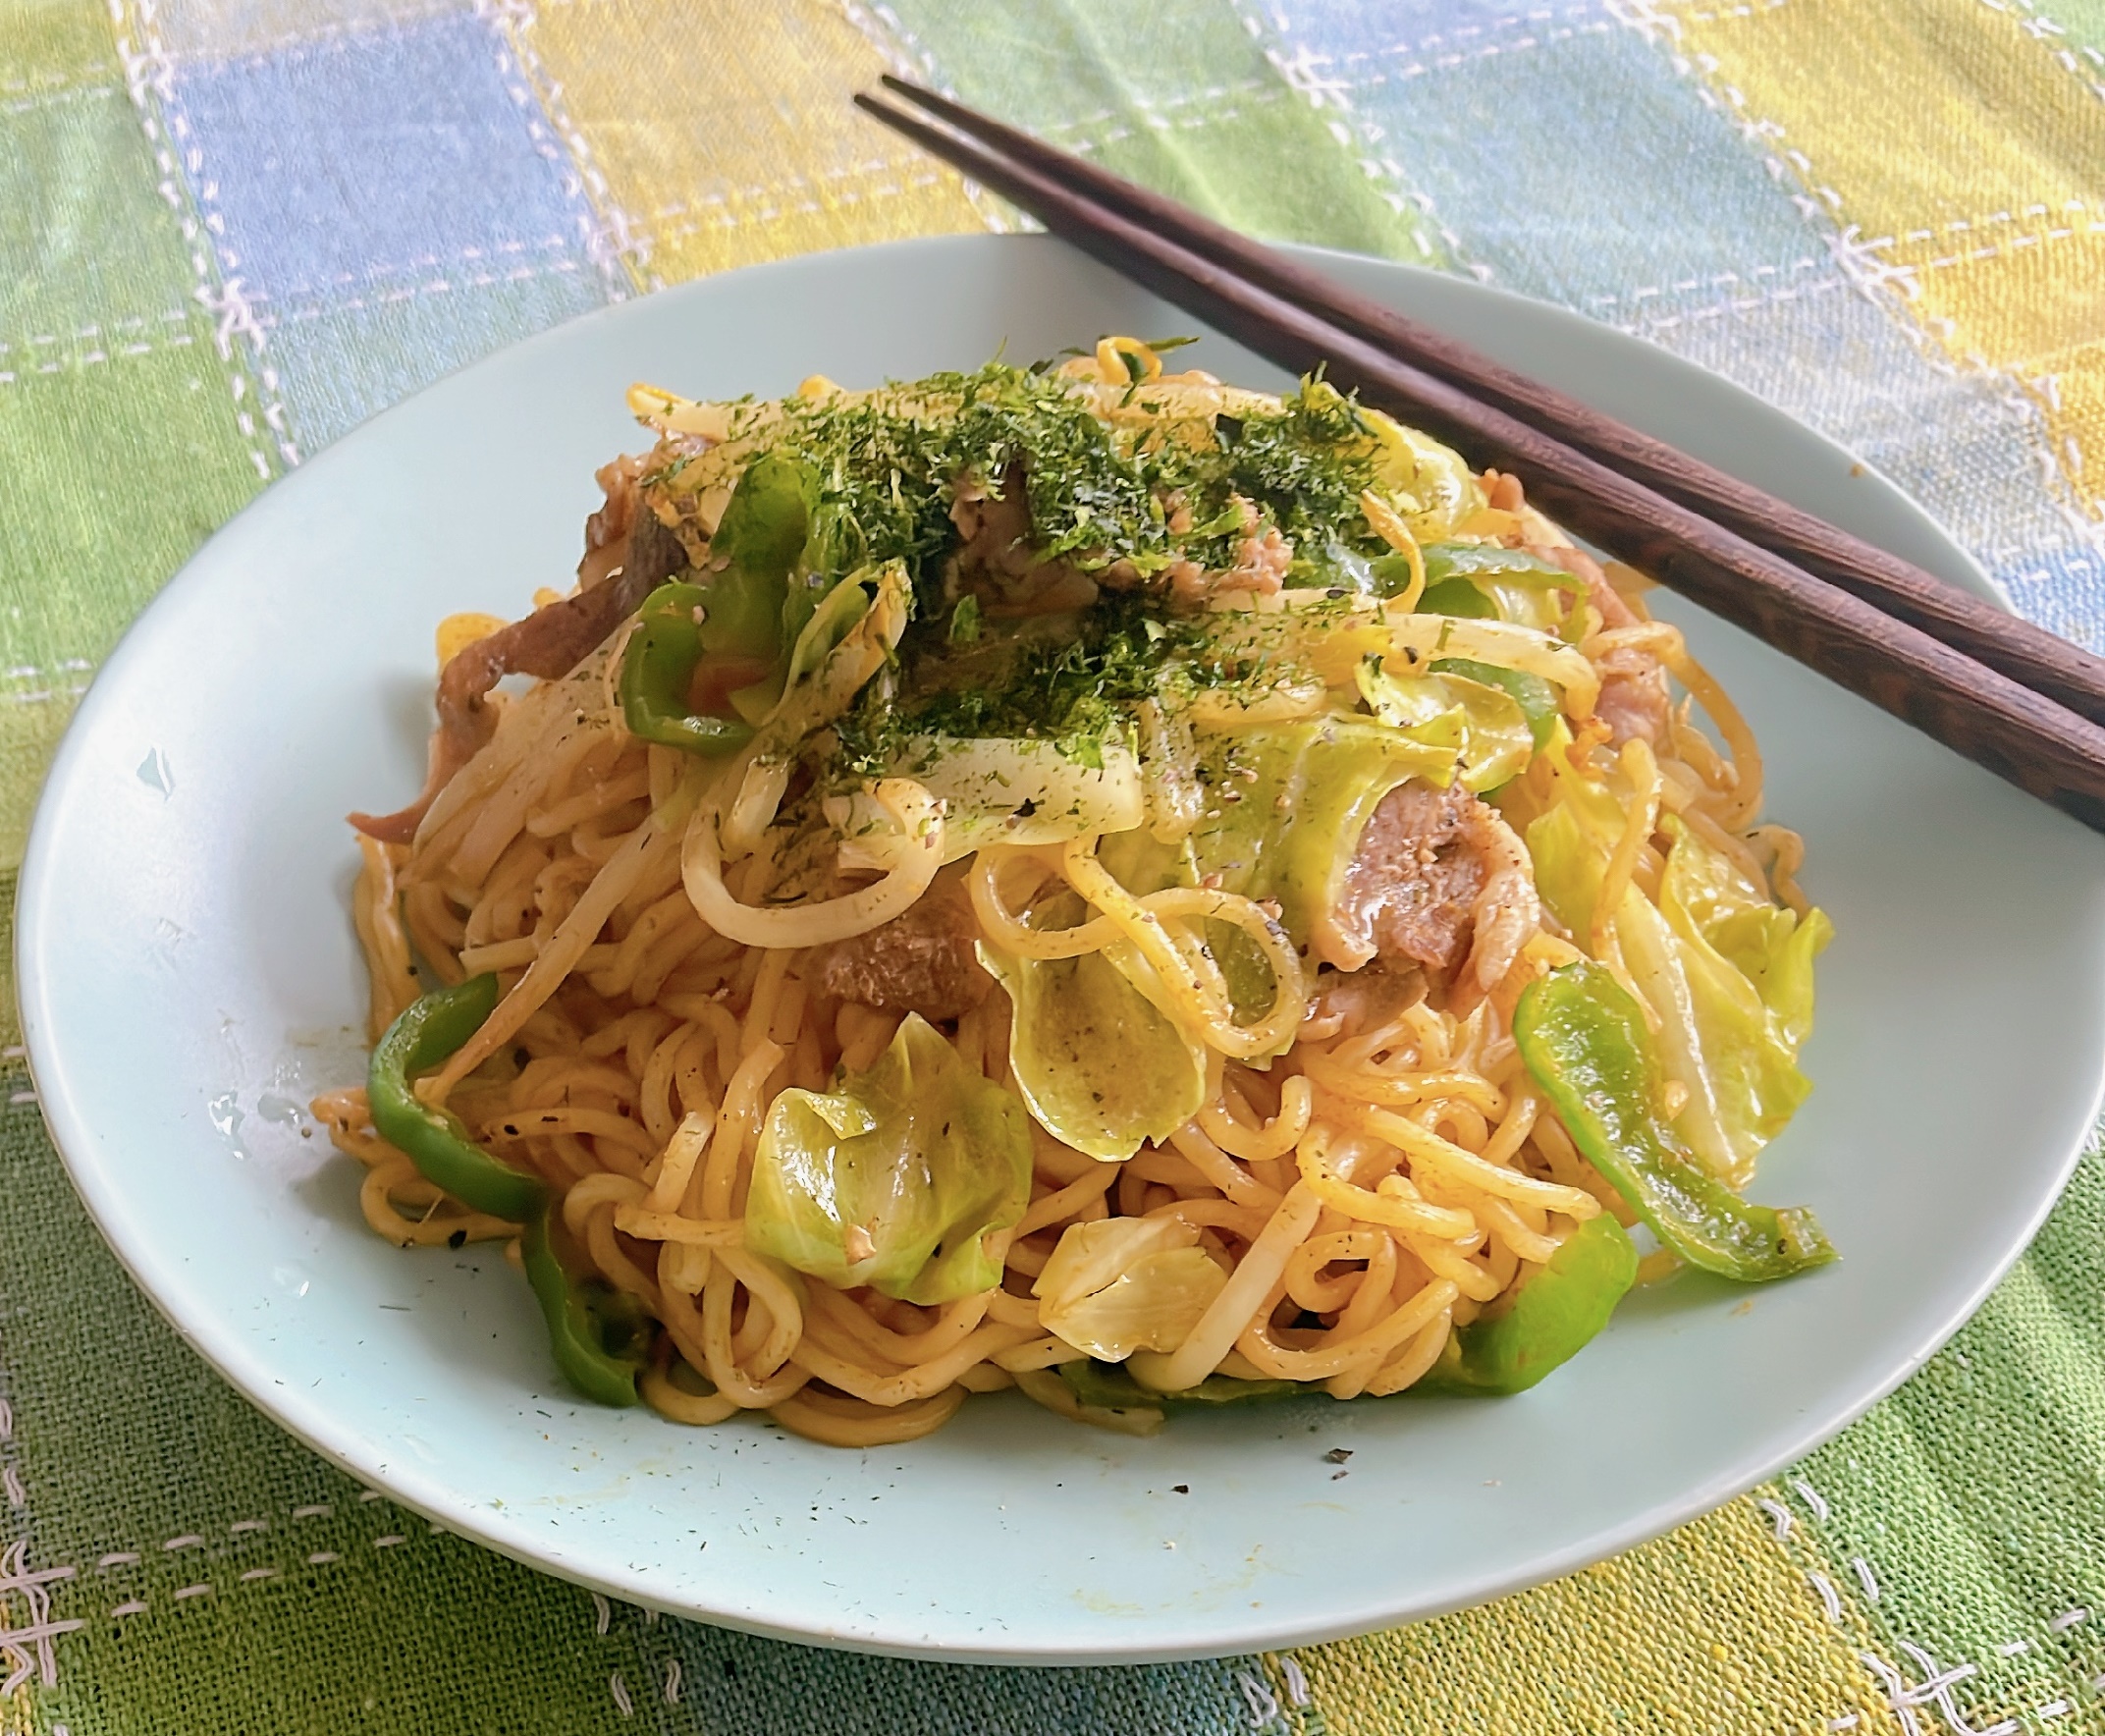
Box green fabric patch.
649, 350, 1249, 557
0, 82, 263, 866
1790, 1142, 2105, 1722
0, 81, 196, 358
0, 340, 262, 863
878, 0, 1441, 262
0, 1085, 630, 1735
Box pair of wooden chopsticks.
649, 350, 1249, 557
857, 78, 2105, 837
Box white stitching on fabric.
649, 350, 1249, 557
1995, 0, 2105, 103
1278, 1655, 1312, 1708
1620, 272, 1850, 332
1759, 1497, 1795, 1540
475, 0, 638, 298
837, 2, 1024, 240
1588, 256, 1822, 307
1040, 81, 1287, 140
111, 1, 294, 478
633, 154, 1004, 224
608, 1670, 633, 1717
639, 172, 954, 248
1642, 0, 2102, 522
154, 1, 464, 74
0, 1545, 84, 1693
255, 259, 586, 333
1284, 1, 1614, 74
1347, 14, 1622, 90
219, 238, 573, 313
0, 82, 123, 119
592, 1590, 612, 1635
93, 1523, 422, 1619
1234, 7, 1467, 275
1898, 1642, 2020, 1736
1767, 1470, 2102, 1733
1237, 1672, 1279, 1727
662, 1657, 681, 1705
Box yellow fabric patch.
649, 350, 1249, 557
1885, 227, 2105, 515
1281, 1494, 1900, 1735
1669, 0, 2105, 516
512, 0, 992, 289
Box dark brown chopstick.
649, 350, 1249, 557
876, 76, 2105, 733
854, 86, 2105, 836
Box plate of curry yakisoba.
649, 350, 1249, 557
22, 236, 2105, 1661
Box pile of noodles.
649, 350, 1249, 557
314, 342, 1809, 1446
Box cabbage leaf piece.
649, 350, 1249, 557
1414, 543, 1582, 630
983, 720, 1450, 1145
1183, 718, 1454, 950
892, 733, 1146, 861
1655, 816, 1833, 1181
979, 897, 1208, 1162
1034, 1217, 1227, 1360
1520, 734, 1833, 1186
1356, 655, 1534, 793
744, 1013, 1032, 1303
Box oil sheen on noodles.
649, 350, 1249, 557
315, 336, 1834, 1447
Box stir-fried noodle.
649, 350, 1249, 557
316, 341, 1834, 1444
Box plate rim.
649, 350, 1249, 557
15, 231, 2091, 1663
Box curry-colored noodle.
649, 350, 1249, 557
315, 340, 1832, 1445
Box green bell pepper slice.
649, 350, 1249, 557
688, 449, 820, 671
618, 581, 758, 757
1412, 1212, 1637, 1395
368, 973, 545, 1222
1514, 959, 1836, 1282
522, 1211, 647, 1408
368, 977, 644, 1405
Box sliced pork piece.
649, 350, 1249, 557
949, 467, 1100, 616
1317, 780, 1493, 978
1534, 541, 1670, 746
1592, 642, 1671, 746
812, 869, 994, 1023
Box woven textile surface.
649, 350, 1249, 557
2, 0, 2104, 1729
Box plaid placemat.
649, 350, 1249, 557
3, 1, 2104, 1729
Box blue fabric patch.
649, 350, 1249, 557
1273, 1, 1828, 309
257, 260, 607, 451
165, 11, 604, 307
1649, 287, 2079, 598
1997, 542, 2105, 652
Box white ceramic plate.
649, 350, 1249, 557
20, 236, 2105, 1664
